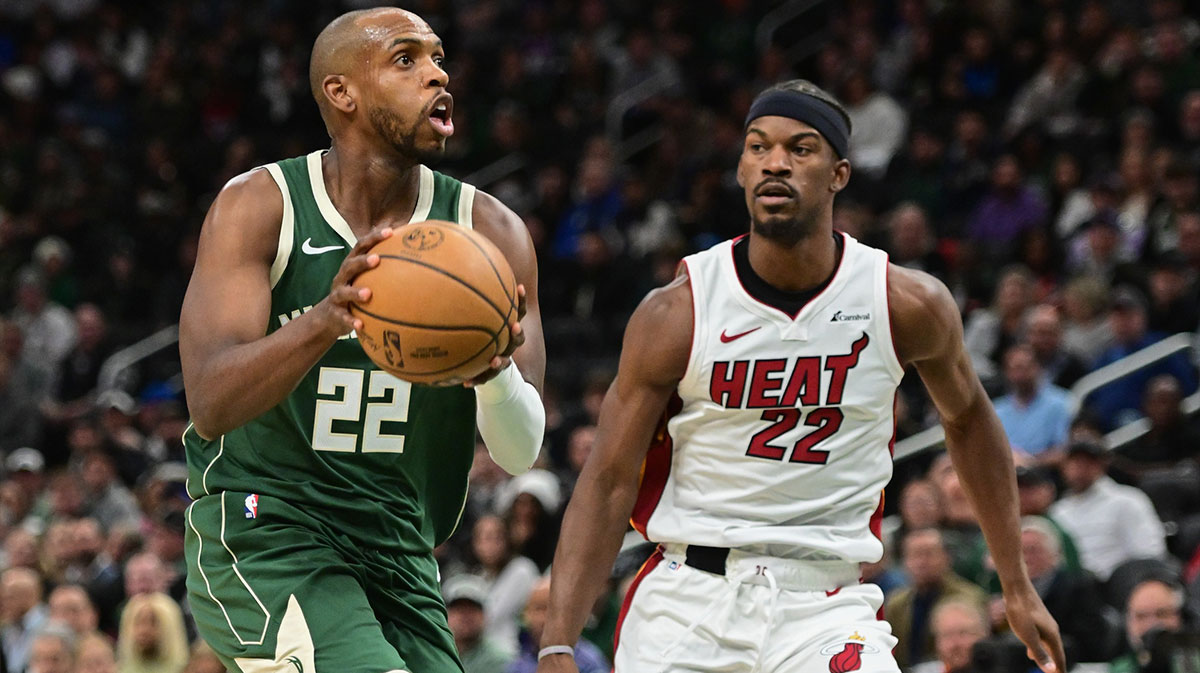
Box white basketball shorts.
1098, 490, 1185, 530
613, 545, 901, 673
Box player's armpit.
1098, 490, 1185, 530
471, 190, 546, 392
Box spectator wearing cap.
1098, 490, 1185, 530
1113, 374, 1200, 478
992, 344, 1071, 461
6, 448, 45, 503
470, 515, 538, 655
507, 575, 608, 673
1024, 304, 1089, 389
1109, 578, 1186, 673
1050, 442, 1167, 582
1085, 286, 1198, 429
442, 574, 514, 673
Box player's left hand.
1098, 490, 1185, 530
462, 284, 527, 387
1003, 585, 1066, 673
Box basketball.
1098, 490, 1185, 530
350, 221, 518, 385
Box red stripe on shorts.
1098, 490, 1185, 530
629, 394, 682, 537
612, 546, 665, 659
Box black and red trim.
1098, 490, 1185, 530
630, 394, 683, 537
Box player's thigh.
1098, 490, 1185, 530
767, 584, 900, 673
185, 492, 409, 673
366, 555, 462, 673
613, 553, 758, 672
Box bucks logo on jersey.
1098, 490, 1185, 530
184, 151, 479, 552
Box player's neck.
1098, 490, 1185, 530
746, 228, 840, 293
322, 144, 422, 235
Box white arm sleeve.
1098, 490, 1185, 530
475, 362, 545, 475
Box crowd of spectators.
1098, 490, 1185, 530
1, 0, 1200, 671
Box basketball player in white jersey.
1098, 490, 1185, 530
536, 80, 1065, 673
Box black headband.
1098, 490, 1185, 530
744, 89, 851, 159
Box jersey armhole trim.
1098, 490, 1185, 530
262, 164, 295, 289
878, 253, 905, 382
679, 259, 704, 389
457, 183, 477, 229
409, 165, 435, 223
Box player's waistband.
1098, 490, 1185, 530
662, 543, 860, 591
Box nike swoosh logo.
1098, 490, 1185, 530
719, 327, 761, 343
301, 238, 344, 255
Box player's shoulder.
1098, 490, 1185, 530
621, 272, 693, 377
198, 166, 285, 261
886, 263, 962, 364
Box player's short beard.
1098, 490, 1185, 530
368, 106, 443, 164
752, 211, 818, 247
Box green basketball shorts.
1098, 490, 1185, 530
184, 491, 463, 673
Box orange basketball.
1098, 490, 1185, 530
350, 221, 517, 385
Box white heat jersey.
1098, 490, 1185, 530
631, 232, 904, 564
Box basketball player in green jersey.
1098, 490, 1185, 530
179, 8, 546, 673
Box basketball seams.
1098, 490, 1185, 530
449, 226, 517, 316
375, 253, 511, 323
350, 303, 498, 333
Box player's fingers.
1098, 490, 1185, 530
500, 322, 525, 356
329, 284, 370, 308
332, 253, 379, 287
1025, 641, 1056, 673
515, 284, 528, 319
352, 226, 393, 255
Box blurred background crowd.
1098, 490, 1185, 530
1, 0, 1200, 671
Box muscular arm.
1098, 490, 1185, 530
470, 191, 547, 474
540, 275, 692, 659
472, 190, 545, 391
890, 265, 1065, 673
180, 170, 382, 439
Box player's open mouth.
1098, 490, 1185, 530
429, 95, 454, 137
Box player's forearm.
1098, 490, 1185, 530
184, 314, 339, 439
476, 362, 545, 474
942, 393, 1032, 592
541, 465, 639, 649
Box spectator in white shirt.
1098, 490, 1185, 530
1, 567, 49, 673
1049, 441, 1167, 581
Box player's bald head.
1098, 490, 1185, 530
309, 8, 431, 127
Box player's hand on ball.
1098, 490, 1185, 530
1003, 586, 1066, 673
314, 227, 393, 340
463, 284, 527, 387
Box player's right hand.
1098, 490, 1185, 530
313, 226, 393, 339
535, 654, 579, 673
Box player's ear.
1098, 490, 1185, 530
323, 75, 356, 114
829, 158, 851, 193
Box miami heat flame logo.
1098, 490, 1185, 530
827, 642, 863, 672
820, 633, 876, 673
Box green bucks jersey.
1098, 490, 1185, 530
184, 150, 479, 553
